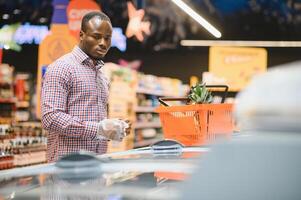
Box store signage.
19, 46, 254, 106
0, 23, 49, 48
51, 0, 68, 24
67, 0, 101, 39
37, 24, 77, 78
209, 46, 267, 91
0, 24, 21, 51
126, 1, 151, 42
0, 25, 15, 43
14, 23, 49, 45
112, 28, 126, 52
0, 24, 124, 51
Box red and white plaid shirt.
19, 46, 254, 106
41, 46, 109, 163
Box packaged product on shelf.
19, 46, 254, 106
0, 122, 47, 170
137, 73, 163, 94
0, 64, 14, 85
140, 128, 156, 138
15, 73, 31, 103
0, 64, 14, 99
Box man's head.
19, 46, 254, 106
79, 11, 112, 60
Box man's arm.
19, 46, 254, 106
41, 61, 100, 140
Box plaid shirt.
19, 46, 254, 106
41, 46, 109, 163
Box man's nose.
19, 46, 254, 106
98, 38, 106, 46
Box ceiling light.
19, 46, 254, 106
171, 0, 221, 38
2, 14, 9, 20
39, 17, 47, 23
13, 9, 21, 15
181, 40, 301, 47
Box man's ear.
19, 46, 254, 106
79, 30, 84, 41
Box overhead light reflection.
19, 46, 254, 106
171, 0, 222, 38
181, 40, 301, 47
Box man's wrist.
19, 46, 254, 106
97, 122, 111, 141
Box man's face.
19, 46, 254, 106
80, 17, 112, 60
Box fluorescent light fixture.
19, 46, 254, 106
181, 40, 301, 47
3, 45, 10, 50
171, 0, 221, 38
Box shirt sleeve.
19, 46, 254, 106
41, 61, 101, 140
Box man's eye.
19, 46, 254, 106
92, 35, 101, 40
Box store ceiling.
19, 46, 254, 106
1, 0, 301, 50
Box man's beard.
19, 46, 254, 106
87, 52, 104, 61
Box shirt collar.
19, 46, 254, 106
72, 46, 104, 70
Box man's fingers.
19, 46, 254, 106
125, 127, 131, 136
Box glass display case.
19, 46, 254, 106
0, 140, 208, 200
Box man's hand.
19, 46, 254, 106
124, 119, 132, 136
98, 119, 130, 141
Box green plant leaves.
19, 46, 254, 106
188, 83, 213, 104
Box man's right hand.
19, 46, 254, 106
98, 119, 129, 141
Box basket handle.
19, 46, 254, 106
158, 97, 189, 107
204, 85, 229, 103
158, 85, 229, 106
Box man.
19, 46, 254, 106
41, 11, 130, 163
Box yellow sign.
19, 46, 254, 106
36, 24, 77, 118
209, 46, 267, 91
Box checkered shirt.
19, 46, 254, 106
41, 46, 109, 163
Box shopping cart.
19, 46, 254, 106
155, 85, 234, 146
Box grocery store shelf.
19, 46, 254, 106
134, 138, 163, 148
134, 122, 161, 129
0, 117, 13, 124
135, 106, 157, 112
17, 121, 42, 127
12, 145, 46, 154
0, 134, 14, 140
0, 98, 15, 103
16, 101, 30, 108
136, 88, 164, 96
0, 154, 13, 158
136, 88, 178, 97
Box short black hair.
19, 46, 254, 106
81, 11, 111, 32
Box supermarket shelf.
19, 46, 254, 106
16, 101, 30, 108
0, 117, 13, 124
0, 134, 14, 140
0, 154, 13, 158
135, 106, 157, 113
136, 88, 178, 97
136, 88, 164, 96
12, 145, 46, 154
17, 121, 42, 127
134, 138, 163, 148
134, 122, 161, 129
0, 98, 15, 103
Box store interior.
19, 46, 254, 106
0, 1, 301, 199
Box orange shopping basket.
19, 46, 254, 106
155, 97, 234, 146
